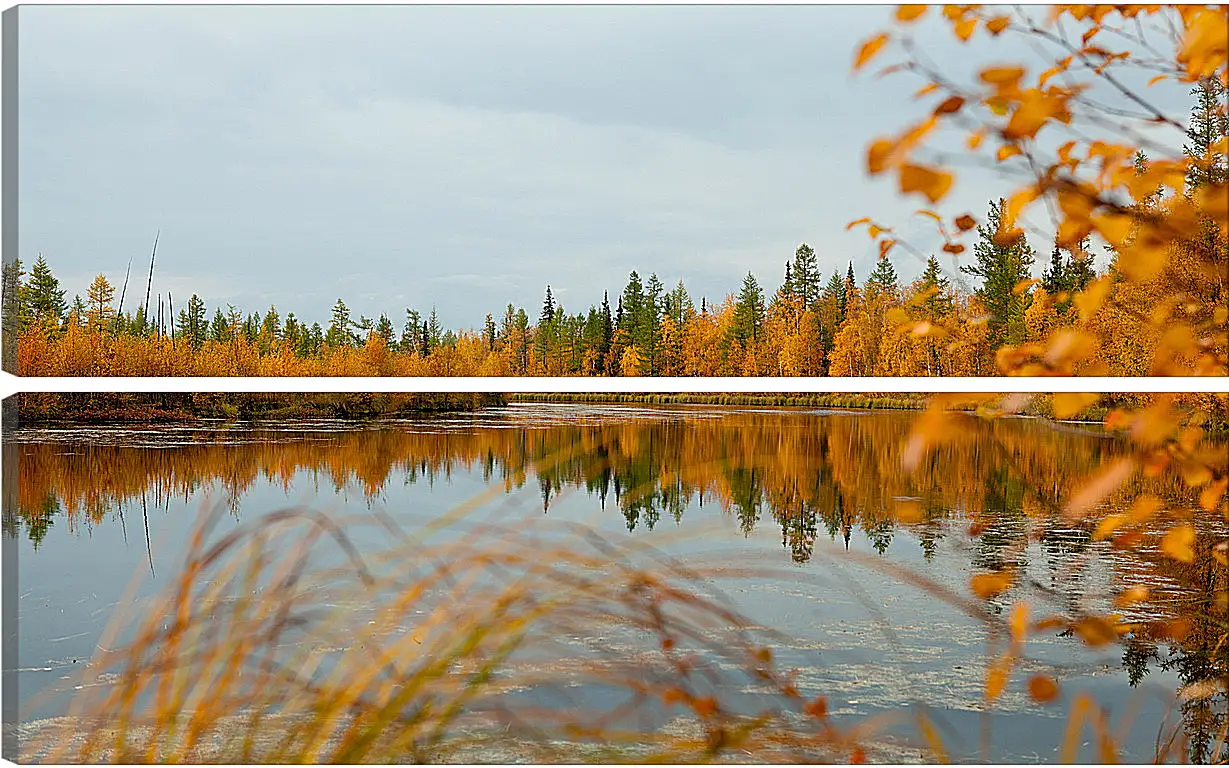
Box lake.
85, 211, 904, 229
4, 403, 1226, 763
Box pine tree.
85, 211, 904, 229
1041, 245, 1068, 295
918, 255, 954, 317
374, 313, 395, 347
327, 299, 354, 348
24, 254, 67, 328
1184, 77, 1228, 189
484, 313, 497, 351
402, 308, 422, 354
792, 243, 820, 308
865, 256, 899, 300
210, 308, 231, 343
731, 271, 766, 346
180, 294, 208, 348
1, 257, 24, 368
599, 291, 613, 374
961, 198, 1036, 348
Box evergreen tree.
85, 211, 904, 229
731, 271, 766, 346
402, 308, 422, 354
1041, 245, 1068, 295
327, 299, 354, 347
283, 312, 303, 352
24, 254, 67, 327
918, 255, 954, 316
374, 313, 395, 347
825, 270, 846, 320
210, 308, 231, 343
484, 313, 497, 351
961, 198, 1036, 348
1, 257, 25, 368
1184, 77, 1228, 189
792, 243, 820, 308
865, 256, 899, 299
428, 306, 442, 346
599, 291, 613, 373
179, 294, 208, 348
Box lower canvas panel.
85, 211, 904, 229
3, 392, 1225, 764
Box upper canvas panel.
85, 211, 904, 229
4, 5, 1225, 377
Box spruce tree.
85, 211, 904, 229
792, 243, 820, 308
1184, 77, 1228, 189
731, 271, 766, 346
961, 198, 1036, 348
327, 299, 353, 347
24, 254, 67, 327
865, 256, 899, 299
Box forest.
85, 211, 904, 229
4, 78, 1224, 379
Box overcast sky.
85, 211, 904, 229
16, 4, 1190, 330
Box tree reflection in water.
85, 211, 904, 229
5, 406, 1226, 762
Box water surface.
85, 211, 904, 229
5, 404, 1226, 762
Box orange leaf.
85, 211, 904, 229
896, 4, 927, 22
971, 571, 1013, 599
997, 145, 1022, 161
943, 242, 965, 255
1052, 392, 1099, 419
1200, 478, 1227, 511
1065, 458, 1135, 519
985, 655, 1012, 700
986, 16, 1010, 35
1028, 675, 1060, 703
846, 217, 872, 230
955, 17, 977, 41
854, 33, 890, 71
934, 95, 966, 115
899, 164, 954, 203
1160, 525, 1196, 564
867, 138, 895, 175
879, 239, 896, 259
955, 214, 977, 231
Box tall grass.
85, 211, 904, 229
28, 500, 904, 763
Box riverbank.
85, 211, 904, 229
9, 392, 507, 425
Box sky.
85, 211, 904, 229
16, 4, 1193, 331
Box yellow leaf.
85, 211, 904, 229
985, 655, 1012, 700
1072, 616, 1119, 647
967, 131, 984, 150
854, 33, 890, 71
899, 164, 954, 203
846, 217, 872, 230
955, 17, 977, 41
971, 571, 1014, 599
1093, 513, 1127, 541
914, 82, 940, 98
1178, 8, 1229, 79
1052, 392, 1099, 419
1009, 603, 1030, 644
1200, 478, 1227, 511
979, 66, 1026, 93
997, 144, 1022, 161
867, 138, 896, 175
1114, 586, 1149, 608
1028, 675, 1060, 703
1073, 277, 1112, 323
1065, 458, 1135, 519
896, 4, 927, 22
1146, 74, 1167, 87
1160, 525, 1196, 564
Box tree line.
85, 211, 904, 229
5, 80, 1222, 379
